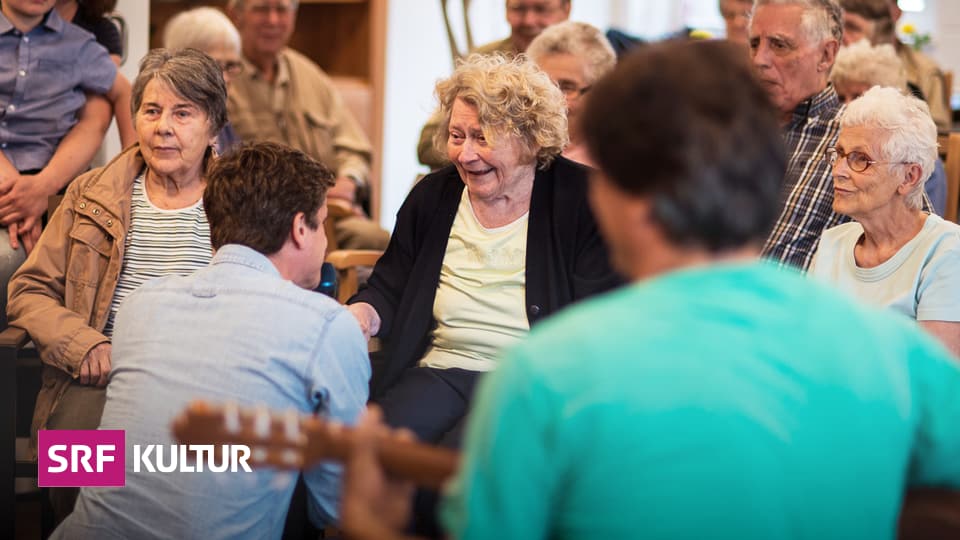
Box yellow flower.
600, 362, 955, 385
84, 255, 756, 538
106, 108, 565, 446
901, 23, 917, 34
689, 29, 713, 40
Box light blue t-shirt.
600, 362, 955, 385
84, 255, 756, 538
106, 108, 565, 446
442, 262, 960, 540
54, 245, 370, 540
810, 213, 960, 322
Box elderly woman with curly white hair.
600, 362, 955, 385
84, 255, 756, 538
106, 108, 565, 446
348, 54, 620, 447
810, 86, 960, 356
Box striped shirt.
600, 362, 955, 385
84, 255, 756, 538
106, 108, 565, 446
762, 84, 848, 270
103, 173, 212, 336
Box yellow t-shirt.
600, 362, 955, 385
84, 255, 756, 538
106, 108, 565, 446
419, 189, 529, 371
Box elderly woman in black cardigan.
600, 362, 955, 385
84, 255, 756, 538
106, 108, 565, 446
348, 53, 620, 447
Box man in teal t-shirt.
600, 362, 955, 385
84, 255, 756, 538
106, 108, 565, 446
340, 37, 960, 540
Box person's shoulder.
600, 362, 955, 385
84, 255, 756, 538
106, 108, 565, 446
470, 37, 515, 56
917, 214, 960, 258
282, 47, 333, 80
540, 156, 589, 190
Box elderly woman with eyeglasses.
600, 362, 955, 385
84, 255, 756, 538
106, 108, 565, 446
527, 21, 616, 167
809, 86, 960, 356
163, 6, 244, 154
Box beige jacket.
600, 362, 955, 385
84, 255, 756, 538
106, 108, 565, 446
898, 44, 951, 131
227, 48, 373, 185
8, 146, 142, 443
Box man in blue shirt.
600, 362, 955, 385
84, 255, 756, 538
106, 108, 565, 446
53, 142, 370, 539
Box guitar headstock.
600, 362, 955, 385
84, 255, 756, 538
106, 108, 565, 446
171, 400, 348, 470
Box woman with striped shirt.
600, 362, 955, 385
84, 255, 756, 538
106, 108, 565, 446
8, 48, 226, 521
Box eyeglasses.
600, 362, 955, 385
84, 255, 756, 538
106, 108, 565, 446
557, 81, 591, 98
219, 61, 244, 77
506, 2, 564, 17
825, 147, 911, 173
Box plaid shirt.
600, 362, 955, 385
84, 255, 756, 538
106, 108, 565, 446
762, 85, 847, 270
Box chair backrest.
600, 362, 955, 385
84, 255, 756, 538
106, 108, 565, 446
324, 198, 358, 254
943, 132, 960, 222
325, 249, 382, 304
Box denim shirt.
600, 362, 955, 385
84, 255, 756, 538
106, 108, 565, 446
55, 244, 370, 540
0, 9, 116, 171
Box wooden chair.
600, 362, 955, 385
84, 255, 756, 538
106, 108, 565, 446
325, 249, 383, 304
323, 198, 360, 254
943, 132, 960, 222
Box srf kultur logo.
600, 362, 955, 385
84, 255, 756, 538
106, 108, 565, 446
38, 430, 125, 487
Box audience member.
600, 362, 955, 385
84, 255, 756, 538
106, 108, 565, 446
348, 53, 618, 441
0, 0, 132, 325
52, 142, 369, 539
831, 38, 947, 214
749, 0, 847, 269
839, 0, 951, 130
718, 0, 753, 45
418, 0, 572, 170
226, 0, 388, 250
163, 6, 243, 154
339, 38, 960, 540
810, 86, 960, 355
7, 48, 225, 521
527, 21, 616, 167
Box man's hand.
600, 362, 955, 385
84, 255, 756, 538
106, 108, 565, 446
347, 302, 381, 340
0, 172, 51, 234
340, 406, 420, 540
328, 176, 358, 205
78, 343, 112, 387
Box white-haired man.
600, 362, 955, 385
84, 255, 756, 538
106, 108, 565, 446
225, 0, 388, 250
749, 0, 847, 269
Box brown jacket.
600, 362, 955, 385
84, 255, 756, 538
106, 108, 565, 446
227, 48, 373, 185
8, 146, 143, 443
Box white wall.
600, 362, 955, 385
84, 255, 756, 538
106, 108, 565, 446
100, 0, 150, 161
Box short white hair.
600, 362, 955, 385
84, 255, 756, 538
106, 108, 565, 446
163, 7, 241, 54
227, 0, 299, 11
752, 0, 843, 44
526, 21, 617, 84
841, 86, 938, 209
832, 39, 906, 90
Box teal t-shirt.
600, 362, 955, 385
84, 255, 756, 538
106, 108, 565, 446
441, 262, 960, 540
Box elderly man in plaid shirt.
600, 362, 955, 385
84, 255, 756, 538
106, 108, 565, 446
749, 0, 847, 269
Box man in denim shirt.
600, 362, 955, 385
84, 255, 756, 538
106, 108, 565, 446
53, 143, 370, 539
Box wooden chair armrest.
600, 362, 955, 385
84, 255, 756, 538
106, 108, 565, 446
326, 249, 383, 270
0, 326, 30, 350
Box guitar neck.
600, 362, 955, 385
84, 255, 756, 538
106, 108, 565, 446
172, 402, 460, 490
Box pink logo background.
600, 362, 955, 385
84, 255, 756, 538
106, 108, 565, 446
38, 430, 125, 487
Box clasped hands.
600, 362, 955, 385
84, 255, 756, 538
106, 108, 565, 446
0, 171, 52, 254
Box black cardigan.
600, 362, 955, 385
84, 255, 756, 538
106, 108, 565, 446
352, 156, 622, 395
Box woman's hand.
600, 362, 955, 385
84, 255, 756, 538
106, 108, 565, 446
347, 302, 381, 340
78, 342, 112, 387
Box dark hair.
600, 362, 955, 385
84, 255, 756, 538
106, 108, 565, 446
581, 40, 786, 252
839, 0, 890, 20
204, 142, 336, 254
78, 0, 117, 19
132, 48, 228, 138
